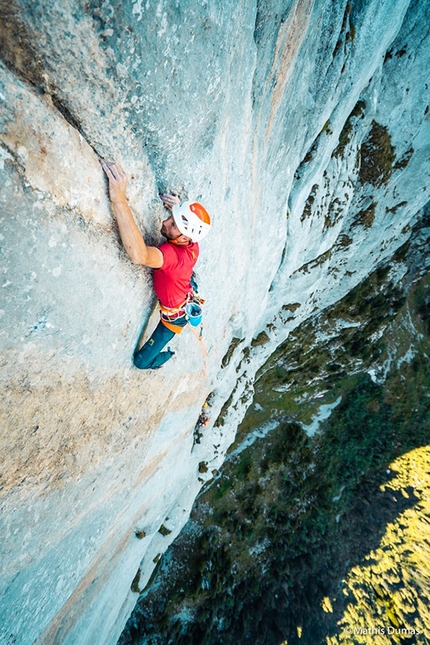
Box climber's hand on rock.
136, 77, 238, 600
160, 190, 180, 211
101, 160, 128, 204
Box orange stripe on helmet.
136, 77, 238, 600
190, 202, 211, 224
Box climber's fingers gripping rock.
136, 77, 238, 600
160, 189, 180, 211
101, 160, 128, 204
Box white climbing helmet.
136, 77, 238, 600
172, 201, 211, 242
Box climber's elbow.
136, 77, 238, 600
130, 245, 163, 269
129, 249, 148, 265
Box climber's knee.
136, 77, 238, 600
133, 351, 152, 370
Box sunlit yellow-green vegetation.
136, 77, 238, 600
327, 447, 430, 645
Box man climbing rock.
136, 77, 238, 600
101, 161, 211, 369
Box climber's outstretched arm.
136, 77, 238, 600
101, 160, 163, 269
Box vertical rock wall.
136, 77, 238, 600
1, 0, 429, 644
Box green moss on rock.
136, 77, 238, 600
158, 524, 172, 537
130, 568, 141, 593
251, 331, 270, 347
301, 184, 319, 221
353, 202, 376, 229
359, 121, 396, 187
221, 337, 244, 368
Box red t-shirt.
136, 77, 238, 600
153, 241, 199, 308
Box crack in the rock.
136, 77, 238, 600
0, 140, 30, 183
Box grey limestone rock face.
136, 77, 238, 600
1, 0, 429, 644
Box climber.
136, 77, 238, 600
101, 160, 211, 369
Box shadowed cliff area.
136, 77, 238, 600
1, 0, 429, 644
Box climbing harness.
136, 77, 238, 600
159, 293, 192, 333
159, 291, 206, 333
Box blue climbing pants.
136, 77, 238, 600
133, 321, 176, 370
